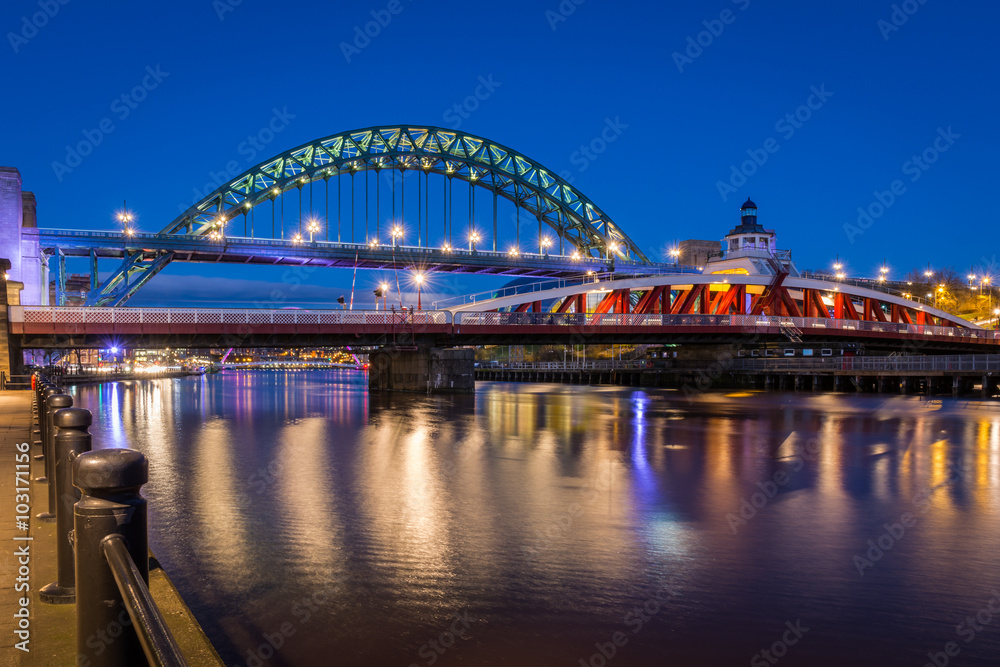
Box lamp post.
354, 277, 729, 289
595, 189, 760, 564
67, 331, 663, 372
415, 273, 424, 310
391, 225, 403, 248
669, 247, 680, 266
540, 236, 552, 256
117, 201, 135, 237
381, 283, 389, 311
307, 219, 320, 242
469, 231, 480, 252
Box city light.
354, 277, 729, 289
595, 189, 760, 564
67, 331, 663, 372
292, 233, 302, 243
571, 251, 581, 260
442, 243, 452, 252
391, 225, 403, 246
414, 273, 424, 310
508, 247, 520, 257
469, 231, 481, 251
307, 218, 321, 241
117, 202, 136, 236
540, 237, 552, 254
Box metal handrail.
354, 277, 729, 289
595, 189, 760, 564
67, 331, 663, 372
102, 535, 188, 667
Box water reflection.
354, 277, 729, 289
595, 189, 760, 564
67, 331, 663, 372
67, 374, 1000, 666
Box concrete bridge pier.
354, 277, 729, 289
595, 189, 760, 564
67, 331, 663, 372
900, 377, 910, 395
369, 347, 474, 394
982, 375, 996, 399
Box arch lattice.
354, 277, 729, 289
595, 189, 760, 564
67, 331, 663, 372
164, 125, 648, 262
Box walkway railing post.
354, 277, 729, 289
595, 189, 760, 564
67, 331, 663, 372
40, 407, 92, 604
74, 448, 149, 666
37, 391, 72, 522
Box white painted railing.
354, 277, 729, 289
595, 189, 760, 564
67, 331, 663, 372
10, 306, 452, 325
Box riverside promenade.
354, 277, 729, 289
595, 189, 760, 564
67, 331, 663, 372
0, 389, 222, 666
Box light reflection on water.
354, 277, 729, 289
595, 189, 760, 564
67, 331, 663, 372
67, 372, 1000, 666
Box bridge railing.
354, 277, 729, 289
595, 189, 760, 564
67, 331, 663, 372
455, 311, 999, 340
12, 306, 453, 326
481, 361, 648, 370
727, 355, 1000, 373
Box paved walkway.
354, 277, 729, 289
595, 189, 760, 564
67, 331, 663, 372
0, 392, 34, 667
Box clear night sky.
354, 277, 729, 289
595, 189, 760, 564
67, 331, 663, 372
3, 0, 997, 306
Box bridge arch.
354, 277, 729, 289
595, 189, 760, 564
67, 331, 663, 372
165, 125, 648, 262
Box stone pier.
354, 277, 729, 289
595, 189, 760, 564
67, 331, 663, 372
369, 347, 475, 393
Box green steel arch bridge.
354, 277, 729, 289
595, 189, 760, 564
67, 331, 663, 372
38, 125, 659, 307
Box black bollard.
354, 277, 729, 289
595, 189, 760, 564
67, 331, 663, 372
36, 393, 72, 522
73, 449, 150, 666
33, 386, 59, 481
40, 408, 92, 604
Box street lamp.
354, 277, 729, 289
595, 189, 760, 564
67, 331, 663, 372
307, 218, 320, 242
669, 247, 681, 265
469, 231, 480, 252
292, 233, 302, 244
414, 273, 424, 310
442, 243, 452, 253
117, 201, 136, 236
540, 236, 552, 255
391, 225, 403, 247
508, 247, 520, 257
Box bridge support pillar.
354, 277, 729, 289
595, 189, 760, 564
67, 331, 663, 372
900, 377, 910, 395
369, 347, 474, 394
982, 375, 995, 399
925, 376, 935, 396
833, 375, 844, 392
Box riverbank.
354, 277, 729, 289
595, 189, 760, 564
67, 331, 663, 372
0, 390, 223, 666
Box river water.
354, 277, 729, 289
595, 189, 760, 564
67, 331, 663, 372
68, 371, 1000, 666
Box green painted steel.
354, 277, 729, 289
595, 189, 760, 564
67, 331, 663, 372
166, 125, 648, 262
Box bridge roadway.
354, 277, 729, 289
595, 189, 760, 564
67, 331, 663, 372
10, 306, 1000, 352
39, 229, 669, 278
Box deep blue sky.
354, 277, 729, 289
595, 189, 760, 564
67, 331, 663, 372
3, 0, 997, 306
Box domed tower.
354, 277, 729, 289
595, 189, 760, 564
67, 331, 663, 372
706, 198, 797, 276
